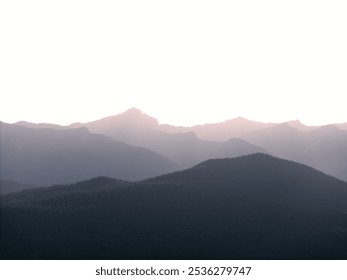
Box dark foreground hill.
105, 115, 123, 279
1, 154, 347, 259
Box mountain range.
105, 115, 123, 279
0, 121, 178, 186
67, 108, 267, 168
1, 154, 346, 259
242, 123, 347, 181
62, 108, 347, 181
1, 107, 346, 192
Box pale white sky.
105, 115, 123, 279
0, 0, 346, 126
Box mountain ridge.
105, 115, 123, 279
0, 122, 179, 186
1, 153, 347, 259
6, 108, 347, 182
11, 108, 347, 135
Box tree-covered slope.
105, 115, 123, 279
1, 154, 346, 260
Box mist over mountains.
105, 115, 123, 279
243, 123, 347, 181
68, 108, 268, 168
1, 109, 347, 260
0, 121, 178, 186
67, 107, 275, 142
1, 110, 269, 188
0, 108, 345, 190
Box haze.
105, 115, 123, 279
1, 0, 346, 126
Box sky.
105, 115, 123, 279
0, 0, 346, 126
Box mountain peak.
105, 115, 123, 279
285, 120, 317, 132
224, 117, 251, 124
122, 107, 143, 116
118, 108, 159, 127
287, 119, 302, 125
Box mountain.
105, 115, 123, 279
1, 154, 347, 260
335, 122, 347, 130
69, 108, 267, 168
242, 124, 347, 181
0, 122, 178, 186
69, 107, 159, 132
160, 117, 275, 141
285, 120, 317, 132
73, 107, 274, 142
0, 180, 38, 195
15, 121, 67, 130
69, 108, 275, 141
11, 109, 347, 180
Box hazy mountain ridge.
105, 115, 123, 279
242, 124, 347, 181
67, 108, 277, 141
14, 121, 68, 130
1, 154, 347, 259
284, 120, 318, 132
13, 108, 347, 136
160, 117, 276, 141
59, 108, 347, 181
64, 109, 268, 169
6, 108, 347, 185
0, 122, 178, 186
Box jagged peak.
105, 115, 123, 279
118, 108, 159, 127
122, 107, 143, 116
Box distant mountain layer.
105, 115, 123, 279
68, 107, 275, 142
15, 108, 347, 140
67, 108, 267, 168
63, 108, 347, 181
1, 154, 347, 259
243, 123, 347, 181
0, 122, 178, 185
11, 108, 347, 181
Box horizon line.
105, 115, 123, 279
2, 107, 346, 128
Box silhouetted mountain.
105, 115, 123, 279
242, 124, 347, 181
69, 107, 159, 132
285, 120, 317, 131
69, 109, 267, 168
161, 117, 275, 141
73, 108, 274, 142
15, 121, 67, 130
0, 122, 178, 186
1, 154, 346, 260
8, 109, 347, 182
